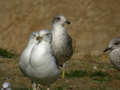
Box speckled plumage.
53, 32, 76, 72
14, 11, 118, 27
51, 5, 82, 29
51, 15, 73, 66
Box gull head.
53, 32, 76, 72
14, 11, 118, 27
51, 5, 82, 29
52, 15, 71, 26
28, 32, 40, 44
104, 37, 120, 52
38, 30, 52, 43
29, 32, 39, 40
2, 82, 11, 90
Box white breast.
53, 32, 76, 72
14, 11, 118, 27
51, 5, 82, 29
52, 27, 67, 47
26, 41, 60, 85
19, 40, 37, 76
110, 48, 120, 70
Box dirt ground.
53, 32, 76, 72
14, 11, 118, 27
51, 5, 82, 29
0, 0, 120, 90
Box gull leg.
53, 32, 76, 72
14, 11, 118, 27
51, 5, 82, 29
62, 71, 65, 79
61, 63, 66, 79
37, 83, 41, 90
47, 86, 50, 90
47, 88, 50, 90
32, 82, 37, 90
47, 85, 50, 90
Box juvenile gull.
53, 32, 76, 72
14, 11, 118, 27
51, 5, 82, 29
19, 32, 40, 90
51, 15, 73, 78
26, 30, 60, 90
1, 82, 12, 90
104, 37, 120, 70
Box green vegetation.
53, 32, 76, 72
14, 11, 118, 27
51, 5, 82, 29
90, 71, 112, 82
14, 87, 64, 90
0, 53, 120, 89
65, 70, 112, 82
14, 88, 31, 90
55, 87, 64, 90
0, 48, 18, 58
14, 88, 49, 90
90, 71, 109, 77
65, 70, 88, 78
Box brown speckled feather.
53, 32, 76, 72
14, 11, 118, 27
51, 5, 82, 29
52, 31, 73, 66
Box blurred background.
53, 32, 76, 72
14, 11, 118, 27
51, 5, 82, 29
0, 0, 120, 89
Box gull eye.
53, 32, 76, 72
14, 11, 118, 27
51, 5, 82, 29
56, 17, 60, 20
114, 42, 120, 45
52, 16, 61, 23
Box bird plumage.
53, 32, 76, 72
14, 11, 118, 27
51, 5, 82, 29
19, 30, 60, 89
104, 37, 120, 70
19, 32, 39, 76
51, 15, 73, 66
1, 82, 12, 90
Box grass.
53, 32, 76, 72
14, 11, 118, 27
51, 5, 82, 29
0, 48, 18, 58
0, 0, 120, 89
65, 70, 88, 78
13, 87, 64, 90
55, 87, 64, 90
12, 85, 120, 90
90, 71, 108, 77
90, 87, 113, 90
14, 88, 31, 90
65, 70, 112, 82
1, 56, 120, 89
90, 71, 111, 82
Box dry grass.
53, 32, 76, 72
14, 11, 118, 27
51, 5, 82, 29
1, 56, 120, 90
0, 0, 120, 57
0, 0, 120, 89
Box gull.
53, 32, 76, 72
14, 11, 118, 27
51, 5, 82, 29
1, 82, 12, 90
19, 32, 40, 90
51, 15, 73, 78
26, 30, 60, 90
104, 37, 120, 70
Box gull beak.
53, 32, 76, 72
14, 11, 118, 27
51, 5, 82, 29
36, 36, 41, 40
104, 47, 112, 52
66, 20, 71, 24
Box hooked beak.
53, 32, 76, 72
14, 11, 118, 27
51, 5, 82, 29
66, 20, 71, 24
104, 47, 112, 52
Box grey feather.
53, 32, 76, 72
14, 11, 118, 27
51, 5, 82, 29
51, 15, 73, 66
105, 37, 120, 70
